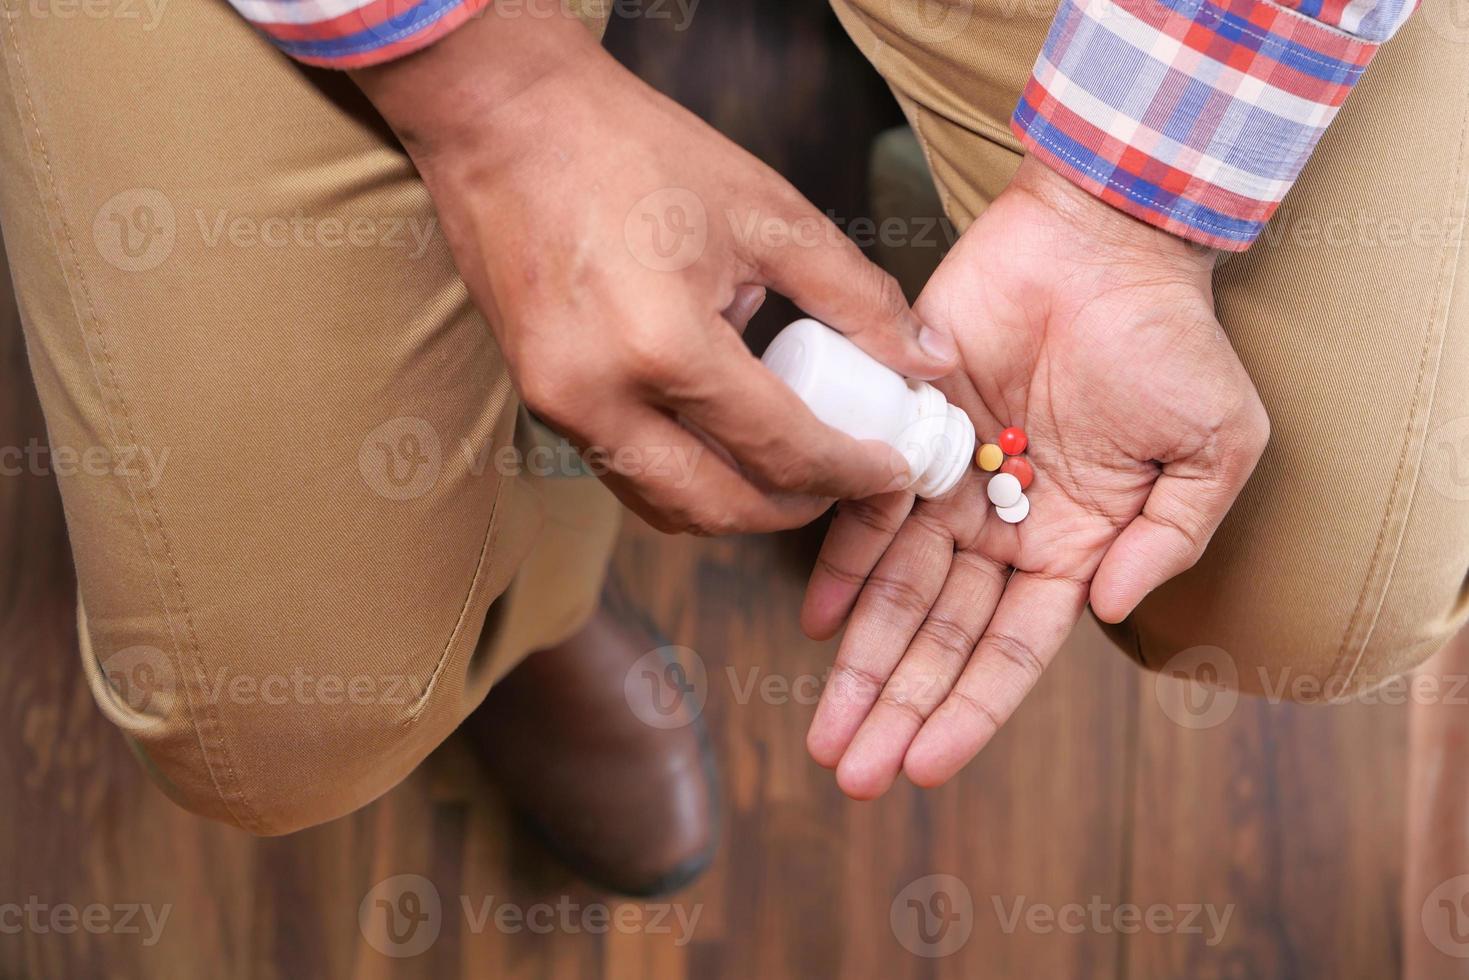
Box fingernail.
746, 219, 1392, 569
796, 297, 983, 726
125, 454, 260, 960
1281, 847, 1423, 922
918, 322, 957, 363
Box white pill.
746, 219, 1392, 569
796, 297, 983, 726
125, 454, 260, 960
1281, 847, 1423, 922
995, 493, 1030, 524
987, 472, 1023, 508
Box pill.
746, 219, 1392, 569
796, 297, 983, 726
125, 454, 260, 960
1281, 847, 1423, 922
1000, 456, 1034, 490
977, 443, 1004, 472
987, 472, 1023, 508
996, 493, 1030, 524
999, 426, 1028, 455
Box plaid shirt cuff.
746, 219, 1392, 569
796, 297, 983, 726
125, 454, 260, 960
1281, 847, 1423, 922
1011, 0, 1379, 250
227, 0, 494, 68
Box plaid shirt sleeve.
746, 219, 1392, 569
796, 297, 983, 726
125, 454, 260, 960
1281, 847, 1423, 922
224, 0, 494, 68
1011, 0, 1419, 249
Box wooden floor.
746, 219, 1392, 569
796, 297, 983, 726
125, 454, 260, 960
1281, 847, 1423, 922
0, 2, 1411, 978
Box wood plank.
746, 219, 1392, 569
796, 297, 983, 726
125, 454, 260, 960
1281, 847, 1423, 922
1125, 662, 1407, 978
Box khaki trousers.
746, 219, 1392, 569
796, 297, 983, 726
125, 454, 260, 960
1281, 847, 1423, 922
2, 0, 1467, 837
835, 0, 1469, 698
0, 0, 620, 834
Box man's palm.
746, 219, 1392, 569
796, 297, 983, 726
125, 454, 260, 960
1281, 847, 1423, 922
801, 160, 1268, 798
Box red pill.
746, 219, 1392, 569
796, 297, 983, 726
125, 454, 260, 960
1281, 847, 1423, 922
1000, 456, 1033, 490
998, 426, 1028, 455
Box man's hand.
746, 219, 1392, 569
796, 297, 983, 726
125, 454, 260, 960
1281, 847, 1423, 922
801, 157, 1269, 798
350, 3, 956, 535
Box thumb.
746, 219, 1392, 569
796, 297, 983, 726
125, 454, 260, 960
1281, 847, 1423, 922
1089, 472, 1221, 624
750, 204, 958, 380
1092, 389, 1269, 622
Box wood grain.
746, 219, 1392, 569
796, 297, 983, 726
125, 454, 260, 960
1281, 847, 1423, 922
0, 2, 1412, 977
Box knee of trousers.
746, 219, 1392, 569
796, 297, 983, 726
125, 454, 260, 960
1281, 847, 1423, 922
1099, 488, 1469, 703
76, 470, 619, 836
82, 609, 485, 836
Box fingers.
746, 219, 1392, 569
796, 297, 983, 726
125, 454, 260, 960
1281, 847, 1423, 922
903, 571, 1088, 788
834, 550, 1009, 800
806, 509, 954, 769
655, 321, 913, 501
1088, 474, 1224, 623
593, 406, 830, 535
800, 492, 914, 641
721, 284, 767, 331
1090, 403, 1268, 622
747, 198, 957, 380
525, 298, 909, 533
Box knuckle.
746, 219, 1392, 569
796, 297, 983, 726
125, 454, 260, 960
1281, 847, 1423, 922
914, 614, 978, 666
952, 550, 1007, 585
908, 506, 956, 542
621, 325, 688, 386
831, 661, 888, 702
515, 370, 577, 424
945, 686, 1004, 740
683, 506, 739, 537
863, 572, 931, 621
866, 265, 909, 322
839, 248, 908, 323
646, 510, 690, 535
981, 631, 1046, 687
813, 554, 867, 588
886, 653, 948, 707
1179, 514, 1212, 558
838, 497, 904, 537
1151, 506, 1210, 555
1243, 398, 1271, 456
876, 687, 928, 725
1213, 387, 1270, 468
639, 495, 704, 536
763, 451, 818, 492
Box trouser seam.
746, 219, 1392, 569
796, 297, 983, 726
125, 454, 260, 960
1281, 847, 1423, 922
1328, 90, 1469, 692
407, 427, 520, 721
0, 14, 263, 832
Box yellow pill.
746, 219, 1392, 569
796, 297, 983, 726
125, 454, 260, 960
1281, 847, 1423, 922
977, 443, 1004, 471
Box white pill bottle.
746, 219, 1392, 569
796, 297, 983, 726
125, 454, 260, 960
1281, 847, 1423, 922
761, 318, 975, 499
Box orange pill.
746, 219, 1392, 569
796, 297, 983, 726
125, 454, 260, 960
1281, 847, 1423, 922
1001, 456, 1034, 489
976, 443, 1004, 471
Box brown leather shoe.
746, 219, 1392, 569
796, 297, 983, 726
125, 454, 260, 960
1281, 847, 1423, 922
462, 590, 718, 897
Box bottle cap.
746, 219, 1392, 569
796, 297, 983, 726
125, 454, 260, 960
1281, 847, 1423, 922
898, 383, 975, 498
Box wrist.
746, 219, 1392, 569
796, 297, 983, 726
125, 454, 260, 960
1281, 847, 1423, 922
1008, 156, 1217, 280
348, 0, 602, 168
